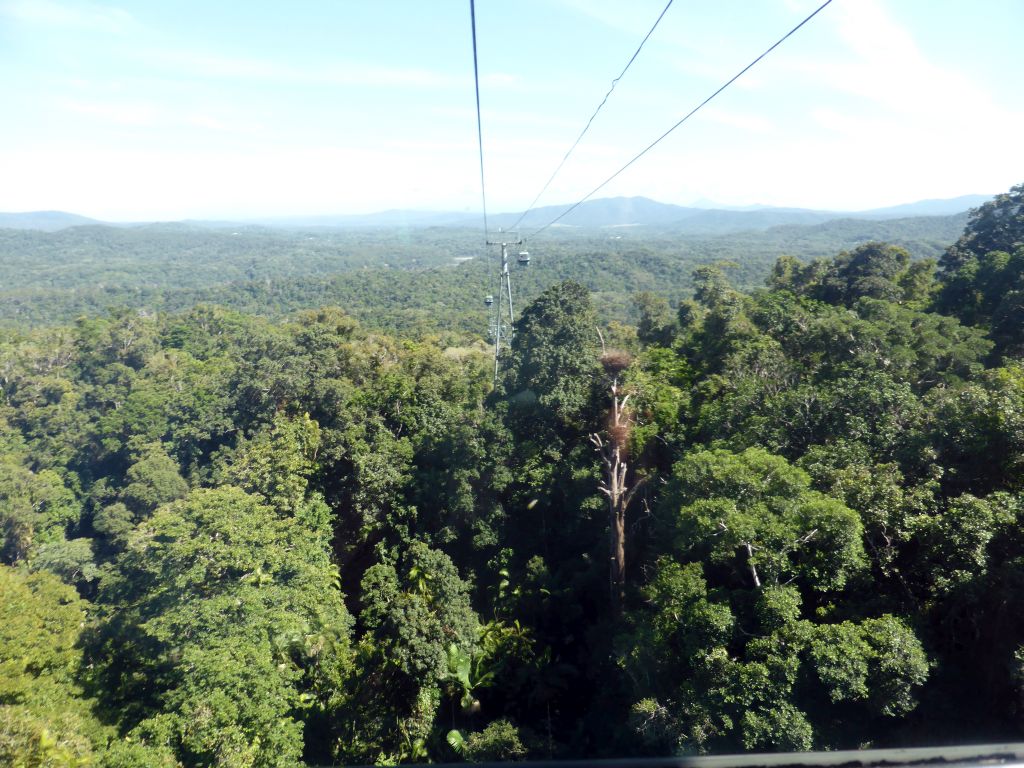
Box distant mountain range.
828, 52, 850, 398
858, 195, 994, 218
0, 194, 993, 234
0, 210, 103, 231
476, 194, 993, 233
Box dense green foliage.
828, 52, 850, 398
0, 214, 965, 335
1, 188, 1023, 766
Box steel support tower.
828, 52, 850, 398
487, 232, 522, 383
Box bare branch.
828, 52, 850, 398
745, 541, 762, 589
622, 475, 649, 510
794, 528, 818, 546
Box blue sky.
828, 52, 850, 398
1, 0, 1022, 220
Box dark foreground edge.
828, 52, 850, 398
334, 742, 1024, 768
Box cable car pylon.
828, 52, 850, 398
486, 230, 526, 383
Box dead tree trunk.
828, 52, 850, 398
591, 377, 644, 615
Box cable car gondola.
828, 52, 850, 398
517, 250, 530, 266
484, 294, 494, 306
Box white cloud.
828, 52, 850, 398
136, 47, 525, 93
779, 0, 1017, 122
679, 0, 1024, 208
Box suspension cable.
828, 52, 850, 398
469, 0, 489, 240
530, 0, 834, 237
510, 0, 674, 231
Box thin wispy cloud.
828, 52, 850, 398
775, 0, 1024, 148
136, 48, 522, 92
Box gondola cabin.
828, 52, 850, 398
517, 250, 530, 266
484, 294, 494, 306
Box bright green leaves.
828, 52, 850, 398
926, 363, 1024, 494
359, 542, 478, 683
457, 719, 528, 762
92, 486, 352, 768
507, 280, 600, 429
912, 492, 1021, 596
626, 448, 928, 752
626, 557, 929, 752
633, 560, 734, 681
222, 412, 320, 519
830, 627, 931, 723
343, 541, 480, 763
804, 616, 929, 719
799, 449, 935, 580
937, 183, 1024, 357
445, 642, 495, 712
809, 622, 872, 703
0, 706, 98, 768
0, 567, 89, 706
856, 616, 930, 717
665, 446, 808, 503
112, 487, 288, 595
942, 182, 1024, 272
770, 243, 921, 309
739, 702, 813, 752
0, 566, 110, 766
627, 346, 691, 459
663, 448, 865, 593
0, 461, 80, 565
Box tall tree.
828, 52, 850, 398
90, 487, 352, 768
505, 280, 599, 430
941, 182, 1024, 272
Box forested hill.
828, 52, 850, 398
0, 184, 1022, 766
0, 211, 966, 333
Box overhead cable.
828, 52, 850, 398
530, 0, 835, 237
469, 0, 489, 240
510, 0, 674, 232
